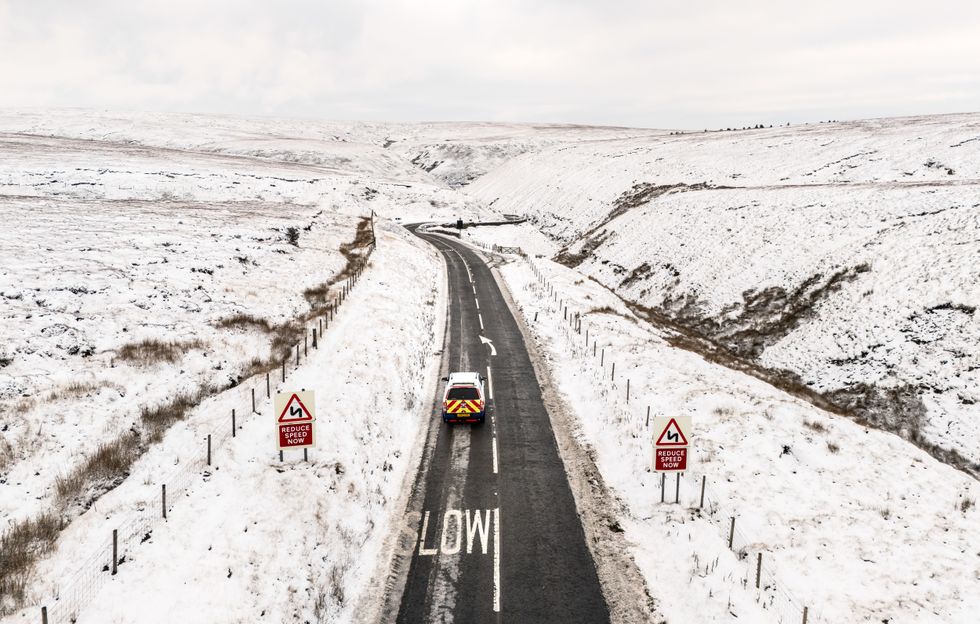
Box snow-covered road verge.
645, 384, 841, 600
5, 220, 444, 623
492, 249, 979, 623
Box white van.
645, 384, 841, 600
440, 371, 487, 424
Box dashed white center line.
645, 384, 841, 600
478, 313, 484, 330
475, 298, 479, 309
486, 365, 494, 400
493, 507, 501, 612
492, 436, 498, 474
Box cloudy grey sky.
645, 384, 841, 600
1, 0, 978, 128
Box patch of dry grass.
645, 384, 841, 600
215, 313, 274, 333
0, 512, 64, 609
117, 338, 204, 365
140, 386, 212, 443
803, 419, 827, 433
46, 379, 111, 402
55, 435, 142, 503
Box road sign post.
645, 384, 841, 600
653, 416, 692, 474
275, 390, 316, 451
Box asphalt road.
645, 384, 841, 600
394, 230, 610, 624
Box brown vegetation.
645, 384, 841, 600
0, 513, 64, 607
117, 338, 204, 365
215, 313, 274, 333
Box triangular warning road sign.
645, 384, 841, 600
656, 417, 689, 446
278, 393, 314, 423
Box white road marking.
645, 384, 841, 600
466, 510, 492, 554
418, 512, 438, 555
479, 335, 497, 356
475, 298, 479, 309
478, 313, 484, 330
487, 365, 494, 399
440, 510, 463, 555
492, 436, 498, 474
493, 507, 501, 612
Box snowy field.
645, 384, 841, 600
14, 221, 444, 624
0, 111, 461, 621
466, 114, 980, 467
484, 244, 979, 623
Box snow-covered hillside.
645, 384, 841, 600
0, 110, 469, 621
466, 114, 980, 469
481, 243, 979, 623
380, 121, 659, 188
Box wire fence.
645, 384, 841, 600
475, 242, 818, 624
39, 238, 376, 624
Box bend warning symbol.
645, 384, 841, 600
655, 417, 689, 446
275, 390, 316, 451
277, 392, 314, 423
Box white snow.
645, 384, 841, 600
466, 114, 980, 464
20, 221, 445, 624
0, 110, 460, 622
490, 247, 979, 623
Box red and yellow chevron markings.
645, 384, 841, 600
444, 399, 483, 414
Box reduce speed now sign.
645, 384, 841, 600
652, 416, 692, 472
275, 390, 316, 450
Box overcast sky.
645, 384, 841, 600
1, 0, 979, 128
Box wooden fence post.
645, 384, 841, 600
600, 348, 604, 366
207, 434, 211, 466
296, 344, 300, 366
802, 607, 809, 624
611, 362, 616, 381
232, 409, 236, 438
281, 360, 286, 382
756, 552, 762, 589
162, 484, 167, 519
313, 328, 318, 349
728, 517, 736, 549
41, 606, 48, 624
646, 406, 650, 427
626, 379, 630, 403
266, 372, 271, 398
111, 529, 118, 575
675, 473, 680, 503
304, 334, 308, 357
699, 475, 706, 509
660, 473, 665, 503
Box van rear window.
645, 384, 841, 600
448, 386, 480, 400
